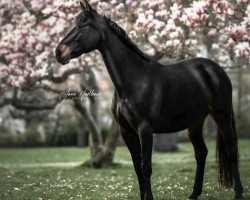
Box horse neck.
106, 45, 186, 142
98, 31, 145, 97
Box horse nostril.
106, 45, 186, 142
55, 48, 61, 58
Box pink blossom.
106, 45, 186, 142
173, 39, 180, 46
221, 1, 229, 11
36, 43, 43, 51
180, 14, 188, 23
58, 11, 66, 19
116, 3, 124, 12
191, 40, 198, 45
97, 2, 109, 10
227, 9, 234, 15
125, 0, 132, 7
160, 30, 167, 38
235, 42, 249, 57
131, 2, 138, 8
228, 38, 235, 46
42, 7, 53, 15
155, 10, 168, 20
201, 14, 208, 21
145, 47, 155, 56
0, 0, 249, 90
31, 0, 46, 12
111, 0, 117, 5
149, 1, 158, 9
212, 43, 219, 50
208, 29, 217, 36
192, 13, 200, 22
36, 52, 49, 65
166, 40, 173, 47
236, 0, 248, 4
192, 1, 210, 14
41, 80, 51, 86
129, 30, 137, 39
154, 20, 165, 31
216, 14, 225, 21
170, 3, 181, 19
147, 22, 155, 30
145, 9, 154, 17
169, 32, 178, 39
148, 35, 159, 46
90, 0, 99, 4
166, 19, 176, 32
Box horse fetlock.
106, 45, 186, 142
144, 193, 153, 200
234, 191, 244, 200
188, 190, 201, 200
234, 184, 243, 193
234, 198, 244, 200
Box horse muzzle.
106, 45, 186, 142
55, 45, 71, 65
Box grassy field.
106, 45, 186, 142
0, 139, 250, 200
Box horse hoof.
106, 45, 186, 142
234, 196, 244, 200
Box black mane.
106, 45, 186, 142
104, 16, 151, 61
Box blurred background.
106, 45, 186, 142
0, 0, 249, 167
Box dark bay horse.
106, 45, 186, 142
55, 1, 244, 199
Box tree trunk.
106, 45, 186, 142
74, 110, 87, 148
74, 66, 120, 168
206, 115, 217, 138
103, 120, 120, 163
154, 134, 178, 152
91, 119, 119, 167
237, 69, 242, 121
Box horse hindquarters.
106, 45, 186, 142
206, 62, 243, 199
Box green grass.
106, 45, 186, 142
0, 139, 250, 200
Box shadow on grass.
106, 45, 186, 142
77, 160, 124, 169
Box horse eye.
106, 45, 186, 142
80, 25, 88, 30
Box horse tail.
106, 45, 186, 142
216, 109, 238, 188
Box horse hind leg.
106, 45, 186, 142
187, 119, 208, 200
212, 110, 244, 200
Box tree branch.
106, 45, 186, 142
45, 67, 83, 83
1, 97, 58, 111
0, 98, 9, 108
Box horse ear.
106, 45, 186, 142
80, 0, 93, 12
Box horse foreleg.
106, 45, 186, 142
120, 127, 145, 200
187, 120, 207, 200
138, 121, 154, 200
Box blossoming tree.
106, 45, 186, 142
0, 0, 249, 166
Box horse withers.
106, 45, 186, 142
55, 1, 244, 199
